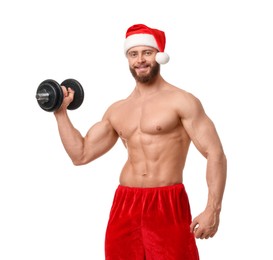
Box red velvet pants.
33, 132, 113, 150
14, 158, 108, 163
105, 184, 199, 259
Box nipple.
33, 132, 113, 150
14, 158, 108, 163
156, 125, 162, 131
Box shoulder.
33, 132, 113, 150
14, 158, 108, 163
102, 98, 127, 119
164, 84, 205, 118
166, 84, 202, 107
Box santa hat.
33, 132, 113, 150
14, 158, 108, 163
124, 24, 170, 65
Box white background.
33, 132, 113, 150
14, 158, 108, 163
1, 0, 272, 259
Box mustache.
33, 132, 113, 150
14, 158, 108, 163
129, 63, 160, 83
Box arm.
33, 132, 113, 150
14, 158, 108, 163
180, 93, 227, 239
54, 86, 119, 165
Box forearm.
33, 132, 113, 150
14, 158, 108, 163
54, 110, 85, 164
205, 152, 227, 214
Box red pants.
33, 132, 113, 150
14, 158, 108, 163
105, 184, 199, 259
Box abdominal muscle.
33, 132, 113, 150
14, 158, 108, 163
119, 129, 191, 188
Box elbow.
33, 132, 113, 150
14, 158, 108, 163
208, 149, 227, 165
217, 150, 227, 161
72, 160, 85, 166
71, 154, 92, 166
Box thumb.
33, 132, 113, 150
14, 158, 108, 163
190, 217, 199, 233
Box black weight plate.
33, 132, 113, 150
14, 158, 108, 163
61, 79, 84, 110
36, 79, 63, 112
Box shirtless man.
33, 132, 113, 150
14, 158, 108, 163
54, 24, 227, 259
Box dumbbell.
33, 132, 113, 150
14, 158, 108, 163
35, 78, 84, 112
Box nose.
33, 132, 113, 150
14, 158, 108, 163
137, 53, 145, 63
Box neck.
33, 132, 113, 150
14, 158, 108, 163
133, 75, 165, 97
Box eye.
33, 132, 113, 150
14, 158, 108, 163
144, 50, 153, 56
128, 51, 137, 58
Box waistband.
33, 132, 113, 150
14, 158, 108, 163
117, 183, 184, 192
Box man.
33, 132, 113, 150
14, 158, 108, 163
54, 24, 227, 259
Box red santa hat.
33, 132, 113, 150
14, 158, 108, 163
124, 24, 170, 65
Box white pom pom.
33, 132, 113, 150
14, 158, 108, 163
155, 52, 170, 64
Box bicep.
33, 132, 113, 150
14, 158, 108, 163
181, 97, 223, 158
188, 115, 222, 158
83, 119, 118, 162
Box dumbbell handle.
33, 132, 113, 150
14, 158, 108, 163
36, 89, 49, 104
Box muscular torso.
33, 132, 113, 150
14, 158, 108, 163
108, 85, 191, 187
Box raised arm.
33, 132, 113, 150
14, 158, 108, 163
179, 92, 227, 239
54, 86, 119, 165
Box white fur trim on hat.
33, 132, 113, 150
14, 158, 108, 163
124, 34, 159, 54
124, 34, 169, 64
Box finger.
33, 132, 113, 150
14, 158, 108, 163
204, 232, 212, 239
209, 231, 217, 238
199, 230, 212, 239
67, 87, 75, 93
62, 86, 75, 99
195, 232, 203, 239
201, 233, 208, 239
194, 227, 204, 239
190, 220, 199, 233
60, 86, 69, 97
67, 87, 75, 97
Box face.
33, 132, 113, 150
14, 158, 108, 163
127, 46, 160, 84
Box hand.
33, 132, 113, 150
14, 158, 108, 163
62, 86, 75, 108
190, 208, 220, 239
55, 86, 75, 113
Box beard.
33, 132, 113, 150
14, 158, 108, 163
129, 62, 160, 84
